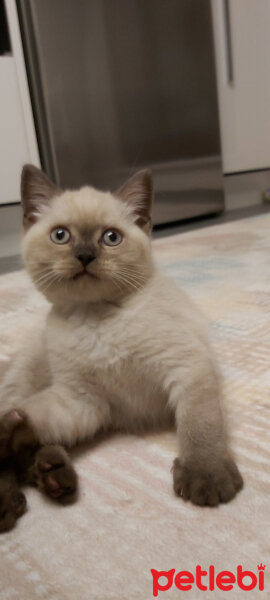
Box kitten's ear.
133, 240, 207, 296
115, 169, 153, 234
21, 164, 61, 229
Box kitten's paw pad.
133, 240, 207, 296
0, 489, 27, 533
0, 409, 37, 459
32, 445, 78, 504
172, 457, 243, 507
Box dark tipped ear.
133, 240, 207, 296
115, 169, 153, 234
21, 164, 61, 229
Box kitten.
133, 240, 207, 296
0, 165, 243, 531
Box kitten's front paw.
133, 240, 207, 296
173, 456, 243, 507
0, 487, 27, 533
0, 409, 37, 460
30, 445, 78, 504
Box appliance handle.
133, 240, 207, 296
223, 0, 234, 85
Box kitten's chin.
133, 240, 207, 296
71, 271, 99, 282
33, 275, 134, 305
35, 278, 111, 305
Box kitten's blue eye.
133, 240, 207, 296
102, 230, 122, 246
50, 227, 71, 244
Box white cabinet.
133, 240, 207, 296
0, 0, 39, 205
212, 0, 270, 174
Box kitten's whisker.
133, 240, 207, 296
33, 267, 71, 286
100, 267, 145, 292
34, 273, 55, 286
33, 271, 58, 286
104, 271, 126, 290
112, 272, 141, 292
118, 269, 146, 283
119, 276, 143, 290
41, 273, 65, 294
102, 266, 146, 281
109, 275, 122, 294
118, 268, 146, 284
34, 270, 65, 290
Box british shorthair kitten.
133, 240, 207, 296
0, 165, 242, 531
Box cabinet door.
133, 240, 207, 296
0, 0, 39, 204
212, 0, 270, 173
0, 56, 31, 204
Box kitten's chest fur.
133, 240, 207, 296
46, 298, 166, 425
49, 301, 136, 371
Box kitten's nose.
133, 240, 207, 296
76, 253, 95, 267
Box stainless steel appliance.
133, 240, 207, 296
17, 0, 224, 224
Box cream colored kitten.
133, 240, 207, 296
0, 165, 243, 515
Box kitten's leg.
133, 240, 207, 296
0, 409, 38, 460
171, 372, 243, 506
0, 410, 78, 503
1, 385, 110, 447
0, 387, 109, 502
0, 462, 27, 533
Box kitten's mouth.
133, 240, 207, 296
72, 270, 98, 281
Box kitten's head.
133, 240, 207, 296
21, 165, 154, 305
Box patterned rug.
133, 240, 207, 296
0, 214, 269, 599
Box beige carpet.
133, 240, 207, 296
0, 214, 269, 599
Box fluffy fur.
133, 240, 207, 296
0, 165, 243, 508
